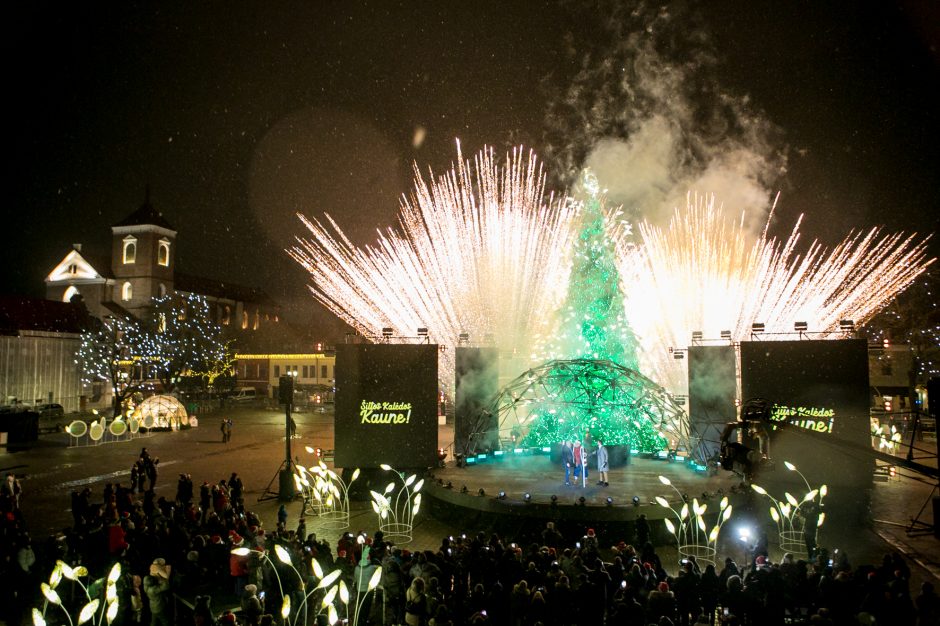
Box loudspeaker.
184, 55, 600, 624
278, 469, 295, 502
278, 375, 294, 404
928, 377, 939, 461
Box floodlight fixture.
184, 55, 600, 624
632, 496, 641, 506
458, 332, 470, 344
720, 330, 732, 340
381, 327, 393, 339
497, 490, 506, 500
478, 488, 486, 497
691, 331, 703, 342
523, 492, 532, 503
606, 497, 614, 506
550, 495, 558, 505
839, 319, 855, 332
417, 327, 429, 337
751, 323, 765, 333
578, 496, 586, 506
794, 321, 808, 332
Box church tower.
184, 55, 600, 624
110, 189, 177, 316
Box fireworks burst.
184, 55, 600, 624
290, 144, 578, 387
623, 193, 935, 391
292, 146, 934, 401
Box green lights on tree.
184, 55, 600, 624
526, 172, 665, 451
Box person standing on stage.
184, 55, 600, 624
595, 440, 609, 487
573, 440, 588, 486
561, 440, 574, 486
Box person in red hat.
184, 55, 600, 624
647, 580, 677, 624
229, 533, 249, 595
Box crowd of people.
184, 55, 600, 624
0, 448, 938, 626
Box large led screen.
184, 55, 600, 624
740, 339, 872, 488
334, 344, 439, 468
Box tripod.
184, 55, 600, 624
259, 375, 299, 502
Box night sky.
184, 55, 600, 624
7, 2, 939, 338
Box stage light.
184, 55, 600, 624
478, 488, 486, 497
691, 331, 703, 342
606, 497, 613, 506
632, 496, 640, 506
578, 496, 586, 506
720, 330, 732, 340
794, 321, 808, 332
839, 319, 855, 331
751, 322, 765, 333
523, 492, 532, 503
497, 490, 506, 500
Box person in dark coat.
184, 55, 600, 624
561, 441, 575, 486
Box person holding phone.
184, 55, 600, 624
241, 584, 263, 626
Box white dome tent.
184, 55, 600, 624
137, 395, 190, 430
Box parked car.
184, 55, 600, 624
36, 403, 65, 419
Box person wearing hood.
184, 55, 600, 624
354, 545, 380, 624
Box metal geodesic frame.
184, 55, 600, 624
489, 358, 692, 453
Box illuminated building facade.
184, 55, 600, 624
44, 195, 277, 331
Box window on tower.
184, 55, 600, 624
122, 282, 133, 301
158, 238, 171, 266
123, 237, 137, 264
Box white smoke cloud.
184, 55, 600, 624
544, 2, 787, 236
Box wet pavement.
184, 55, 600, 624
2, 405, 937, 588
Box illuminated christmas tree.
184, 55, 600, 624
524, 172, 667, 451
76, 315, 145, 416
138, 294, 233, 392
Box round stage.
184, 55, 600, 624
424, 452, 743, 531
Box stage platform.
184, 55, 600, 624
424, 454, 743, 529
